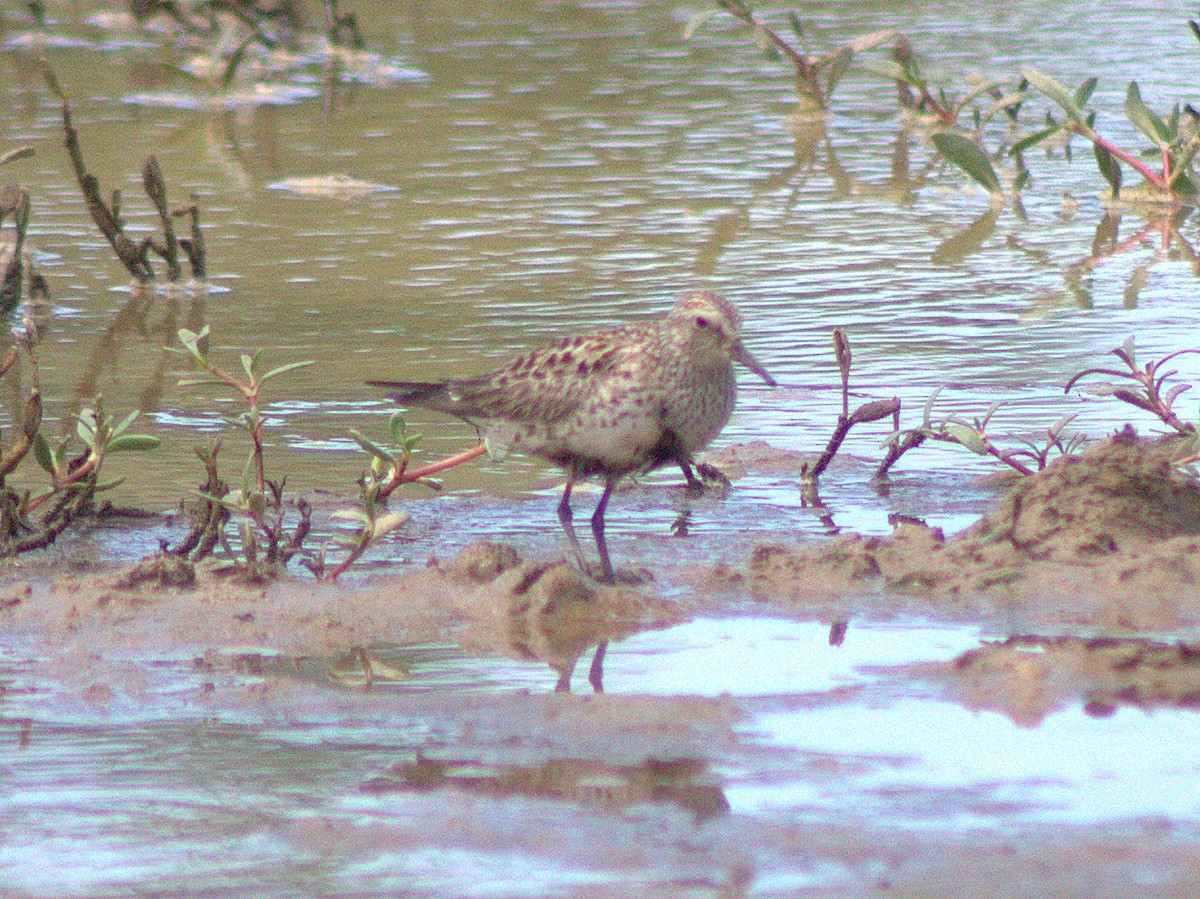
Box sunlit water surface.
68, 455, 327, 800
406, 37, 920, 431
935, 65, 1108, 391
3, 1, 1200, 893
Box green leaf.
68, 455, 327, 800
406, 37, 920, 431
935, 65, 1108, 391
93, 478, 126, 493
1172, 172, 1198, 196
331, 508, 372, 526
787, 11, 805, 42
860, 58, 907, 83
945, 424, 989, 455
921, 385, 946, 429
1094, 143, 1122, 196
348, 429, 395, 462
178, 326, 210, 358
957, 76, 1010, 111
753, 24, 780, 61
1073, 76, 1098, 110
221, 27, 261, 92
107, 434, 161, 453
1021, 67, 1082, 120
682, 10, 719, 41
931, 132, 1002, 194
388, 413, 407, 445
241, 352, 257, 381
177, 376, 227, 389
1009, 124, 1061, 156
1169, 135, 1200, 188
823, 46, 853, 97
76, 417, 96, 449
32, 432, 54, 474
1124, 81, 1171, 146
110, 410, 139, 439
846, 28, 897, 53
260, 360, 315, 381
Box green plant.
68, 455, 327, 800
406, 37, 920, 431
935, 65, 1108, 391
306, 416, 488, 581
800, 329, 1087, 495
304, 412, 422, 581
168, 326, 314, 578
3, 377, 160, 556
1065, 339, 1198, 435
1015, 68, 1200, 204
685, 2, 894, 112
880, 388, 1084, 478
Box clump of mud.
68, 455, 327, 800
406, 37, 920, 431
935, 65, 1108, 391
1, 540, 680, 692
703, 428, 1200, 629
933, 634, 1200, 726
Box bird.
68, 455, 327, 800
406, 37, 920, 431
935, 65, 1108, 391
368, 289, 775, 583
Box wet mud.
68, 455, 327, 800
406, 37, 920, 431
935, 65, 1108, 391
6, 427, 1200, 721
6, 428, 1200, 894
704, 427, 1200, 629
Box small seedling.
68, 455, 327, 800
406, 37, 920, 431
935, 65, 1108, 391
1065, 338, 1198, 435
306, 415, 487, 581
686, 2, 894, 112
168, 326, 314, 578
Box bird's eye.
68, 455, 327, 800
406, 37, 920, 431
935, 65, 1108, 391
695, 316, 709, 329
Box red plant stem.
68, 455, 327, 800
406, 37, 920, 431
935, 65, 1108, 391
378, 442, 488, 501
24, 456, 98, 514
326, 442, 490, 581
917, 86, 954, 123
405, 442, 487, 479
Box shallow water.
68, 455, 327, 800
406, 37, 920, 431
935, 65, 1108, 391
4, 1, 1200, 893
5, 616, 1200, 895
3, 1, 1200, 528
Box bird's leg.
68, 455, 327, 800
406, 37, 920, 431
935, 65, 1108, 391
557, 477, 591, 574
679, 460, 705, 495
588, 640, 607, 694
590, 479, 617, 584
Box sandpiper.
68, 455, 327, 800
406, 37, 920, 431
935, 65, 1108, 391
369, 290, 775, 582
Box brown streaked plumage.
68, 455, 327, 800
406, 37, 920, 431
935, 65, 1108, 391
369, 290, 775, 583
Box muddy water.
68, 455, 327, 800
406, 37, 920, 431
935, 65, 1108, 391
4, 1, 1200, 895
6, 617, 1200, 895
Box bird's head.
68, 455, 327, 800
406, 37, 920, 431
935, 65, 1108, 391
668, 291, 776, 386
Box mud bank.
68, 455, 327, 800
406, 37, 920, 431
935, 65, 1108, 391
702, 428, 1200, 631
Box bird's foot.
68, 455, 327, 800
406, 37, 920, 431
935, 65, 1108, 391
689, 462, 731, 494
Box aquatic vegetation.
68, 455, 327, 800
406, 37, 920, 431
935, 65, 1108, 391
1016, 68, 1200, 205
800, 329, 1088, 493
1065, 339, 1200, 469
0, 147, 35, 319
0, 346, 160, 558
0, 142, 160, 556
686, 1, 895, 112
165, 327, 486, 581
799, 329, 898, 501
43, 67, 208, 284
690, 4, 1200, 205
166, 326, 314, 579
803, 328, 1200, 495
879, 389, 1084, 478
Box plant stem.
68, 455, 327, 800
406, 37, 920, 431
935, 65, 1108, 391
1078, 125, 1166, 189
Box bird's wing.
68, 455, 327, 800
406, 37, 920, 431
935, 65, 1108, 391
437, 329, 641, 424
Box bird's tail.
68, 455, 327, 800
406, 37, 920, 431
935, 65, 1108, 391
366, 380, 448, 407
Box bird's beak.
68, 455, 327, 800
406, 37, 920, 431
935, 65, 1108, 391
733, 341, 776, 387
